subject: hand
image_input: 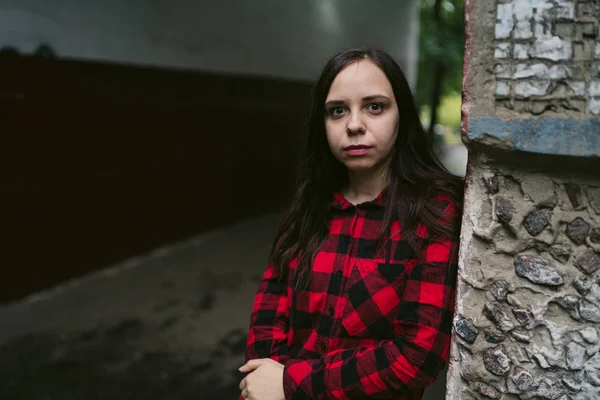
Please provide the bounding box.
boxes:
[239,358,285,400]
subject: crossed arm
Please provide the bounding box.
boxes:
[243,203,459,399]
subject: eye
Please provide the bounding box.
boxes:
[328,107,346,117]
[367,103,385,113]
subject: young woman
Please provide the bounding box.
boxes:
[238,47,463,400]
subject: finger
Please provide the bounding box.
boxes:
[239,377,246,391]
[241,389,249,399]
[239,358,267,372]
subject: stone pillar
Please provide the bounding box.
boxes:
[447,1,600,399]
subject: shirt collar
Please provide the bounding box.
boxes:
[330,187,388,210]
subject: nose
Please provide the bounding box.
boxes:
[346,111,366,135]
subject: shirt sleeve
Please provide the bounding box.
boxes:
[282,200,460,400]
[245,262,291,365]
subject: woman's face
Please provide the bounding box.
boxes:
[324,59,399,174]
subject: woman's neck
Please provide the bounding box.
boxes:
[343,167,389,205]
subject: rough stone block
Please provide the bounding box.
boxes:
[566,217,591,244]
[555,294,580,310]
[584,368,600,387]
[592,61,600,78]
[513,99,555,114]
[580,327,599,344]
[496,3,514,39]
[494,63,512,78]
[579,299,600,322]
[530,101,554,115]
[511,367,534,391]
[485,328,506,343]
[483,303,516,332]
[561,377,581,392]
[549,243,572,263]
[472,382,501,399]
[496,99,514,110]
[483,345,511,376]
[561,98,586,112]
[514,43,530,59]
[577,1,597,20]
[544,83,569,99]
[509,345,531,364]
[511,327,532,343]
[566,341,586,370]
[590,97,600,115]
[574,248,600,275]
[454,318,479,344]
[496,81,511,98]
[512,308,535,328]
[551,1,576,20]
[576,22,597,41]
[590,228,600,244]
[514,20,534,39]
[534,100,554,113]
[574,276,593,296]
[514,63,572,79]
[554,22,576,39]
[535,378,566,399]
[495,196,514,222]
[523,209,551,236]
[589,80,600,97]
[496,22,513,39]
[533,0,575,21]
[565,183,585,209]
[514,254,564,286]
[587,186,600,215]
[574,41,595,60]
[513,0,533,21]
[569,63,586,79]
[489,280,509,301]
[516,80,552,97]
[566,80,586,97]
[483,173,500,194]
[531,37,573,61]
[535,22,549,38]
[495,42,511,59]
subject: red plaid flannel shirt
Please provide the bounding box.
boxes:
[244,190,460,399]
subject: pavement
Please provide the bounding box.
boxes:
[0,212,280,400]
[0,143,469,399]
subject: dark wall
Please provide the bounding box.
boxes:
[1,54,313,303]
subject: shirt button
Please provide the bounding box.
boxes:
[328,308,334,315]
[320,343,327,351]
[336,270,342,278]
[343,236,350,244]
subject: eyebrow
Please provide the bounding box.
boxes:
[324,94,391,107]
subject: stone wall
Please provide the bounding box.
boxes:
[493,0,600,115]
[451,160,600,399]
[447,1,600,399]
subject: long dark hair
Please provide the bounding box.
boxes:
[271,47,464,287]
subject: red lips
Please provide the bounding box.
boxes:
[343,144,372,150]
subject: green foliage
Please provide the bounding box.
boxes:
[415,0,465,109]
[420,92,462,131]
[438,92,462,129]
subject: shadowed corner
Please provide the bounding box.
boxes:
[0,327,247,400]
[0,307,250,399]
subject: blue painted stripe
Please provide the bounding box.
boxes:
[467,116,600,157]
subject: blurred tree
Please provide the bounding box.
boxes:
[415,0,464,137]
